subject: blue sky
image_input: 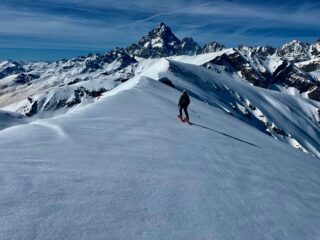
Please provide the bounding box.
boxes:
[0,0,319,61]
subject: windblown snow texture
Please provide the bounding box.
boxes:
[1,76,320,240]
[1,23,320,239]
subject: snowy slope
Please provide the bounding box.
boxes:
[0,49,136,116]
[133,58,320,158]
[1,76,320,240]
[3,55,319,158]
[0,23,319,161]
[0,110,26,130]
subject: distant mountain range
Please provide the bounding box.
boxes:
[0,23,319,158]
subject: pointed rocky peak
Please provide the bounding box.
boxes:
[181,37,197,46]
[252,46,276,57]
[310,39,320,58]
[126,23,182,58]
[141,22,180,49]
[236,45,275,58]
[148,22,179,41]
[154,22,171,33]
[202,41,225,53]
[276,40,310,62]
[282,40,310,50]
[180,37,202,55]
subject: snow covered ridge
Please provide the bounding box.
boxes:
[0,23,320,158]
[143,58,320,158]
[1,76,320,240]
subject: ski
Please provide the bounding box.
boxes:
[178,115,184,123]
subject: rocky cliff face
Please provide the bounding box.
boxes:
[126,23,182,58]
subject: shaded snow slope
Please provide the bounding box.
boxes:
[0,110,26,130]
[3,56,320,158]
[135,59,320,158]
[1,77,320,240]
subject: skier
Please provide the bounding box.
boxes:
[178,90,190,124]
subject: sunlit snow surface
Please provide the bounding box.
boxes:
[1,76,320,240]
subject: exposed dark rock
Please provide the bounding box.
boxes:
[202,42,225,53]
[67,78,82,85]
[159,77,175,88]
[25,101,38,117]
[248,104,256,111]
[252,46,275,57]
[67,91,82,107]
[276,40,310,62]
[180,37,202,55]
[310,41,320,58]
[83,59,102,72]
[62,62,76,70]
[308,87,320,101]
[298,59,320,72]
[272,61,320,100]
[206,51,269,88]
[127,23,204,58]
[77,87,107,98]
[103,48,136,68]
[272,126,286,135]
[127,23,181,58]
[85,88,107,98]
[14,73,39,84]
[0,61,25,78]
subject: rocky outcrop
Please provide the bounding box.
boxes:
[276,40,310,62]
[202,42,225,53]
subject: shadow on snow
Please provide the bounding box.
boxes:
[191,123,259,148]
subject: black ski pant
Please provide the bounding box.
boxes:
[179,106,189,119]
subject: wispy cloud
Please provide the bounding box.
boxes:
[181,0,320,26]
[0,0,319,60]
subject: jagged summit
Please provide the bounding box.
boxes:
[276,40,311,62]
[126,23,181,58]
[310,40,320,58]
[180,37,202,55]
[148,22,180,43]
[203,41,225,53]
[126,23,227,58]
[156,22,172,33]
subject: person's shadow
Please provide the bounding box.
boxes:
[190,123,259,148]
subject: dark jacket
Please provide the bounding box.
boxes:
[179,93,190,108]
